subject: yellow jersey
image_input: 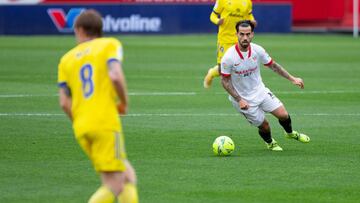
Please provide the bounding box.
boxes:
[58,37,123,137]
[211,0,255,44]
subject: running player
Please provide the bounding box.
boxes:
[221,20,310,151]
[58,9,138,202]
[204,0,256,88]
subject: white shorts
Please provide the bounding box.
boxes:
[230,89,283,127]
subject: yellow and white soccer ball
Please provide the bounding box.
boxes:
[212,136,235,156]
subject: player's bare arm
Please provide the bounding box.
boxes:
[217,18,224,25]
[221,76,249,110]
[210,11,224,26]
[59,87,73,121]
[268,62,304,89]
[108,60,128,114]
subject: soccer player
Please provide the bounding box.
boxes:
[221,21,310,151]
[204,0,256,88]
[58,10,138,202]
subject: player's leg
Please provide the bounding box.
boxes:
[258,119,283,151]
[257,119,272,144]
[118,160,139,203]
[83,131,128,203]
[88,184,117,203]
[204,64,220,88]
[270,104,291,133]
[204,43,231,88]
[229,96,282,151]
[203,42,221,88]
[269,101,310,143]
[88,171,125,203]
[77,135,117,202]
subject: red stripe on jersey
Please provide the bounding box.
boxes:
[264,59,273,67]
[248,45,251,58]
[235,43,251,59]
[221,73,231,77]
[235,44,244,60]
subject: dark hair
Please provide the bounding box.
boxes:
[235,20,255,33]
[74,9,103,37]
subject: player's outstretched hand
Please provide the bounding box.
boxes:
[117,103,128,115]
[292,77,304,89]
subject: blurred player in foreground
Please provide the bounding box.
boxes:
[58,9,138,203]
[204,0,257,88]
[221,21,310,151]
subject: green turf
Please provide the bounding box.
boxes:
[0,34,359,203]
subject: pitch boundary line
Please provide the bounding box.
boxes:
[0,90,359,98]
[1,113,359,117]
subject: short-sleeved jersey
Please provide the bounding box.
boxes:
[213,0,255,44]
[221,43,273,103]
[58,37,123,137]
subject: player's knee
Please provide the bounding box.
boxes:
[101,172,125,195]
[278,112,289,121]
[259,120,270,132]
[124,160,137,184]
[273,106,289,120]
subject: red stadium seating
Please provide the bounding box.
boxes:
[253,0,360,31]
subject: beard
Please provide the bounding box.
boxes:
[240,40,249,49]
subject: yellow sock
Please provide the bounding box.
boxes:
[88,186,115,203]
[118,183,139,203]
[209,65,220,77]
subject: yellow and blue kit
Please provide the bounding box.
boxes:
[58,37,126,172]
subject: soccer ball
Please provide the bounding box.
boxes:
[212,136,235,156]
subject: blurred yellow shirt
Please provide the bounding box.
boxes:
[58,38,123,137]
[211,0,255,44]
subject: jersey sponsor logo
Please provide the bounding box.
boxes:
[103,14,161,32]
[234,66,257,75]
[48,8,85,33]
[229,13,244,18]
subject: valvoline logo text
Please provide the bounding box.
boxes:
[48,8,85,32]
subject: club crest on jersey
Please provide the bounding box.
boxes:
[220,46,224,53]
[48,8,85,33]
[252,56,257,61]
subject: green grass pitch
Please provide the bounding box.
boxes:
[0,34,359,202]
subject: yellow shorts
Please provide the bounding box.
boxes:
[77,130,127,172]
[217,43,235,64]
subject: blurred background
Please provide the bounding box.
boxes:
[0,0,359,36]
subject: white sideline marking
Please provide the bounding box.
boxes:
[215,90,360,95]
[0,90,359,98]
[276,90,360,94]
[0,113,359,117]
[0,92,197,98]
[0,94,56,98]
[129,92,196,96]
[0,113,64,117]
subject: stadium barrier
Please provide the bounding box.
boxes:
[0,4,291,35]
